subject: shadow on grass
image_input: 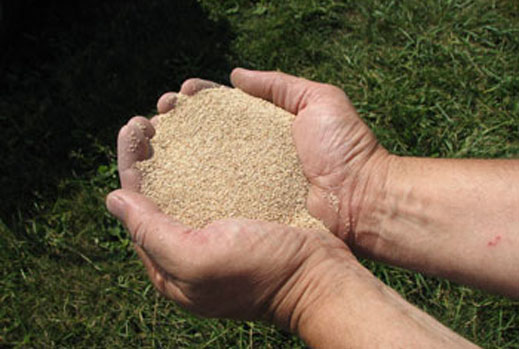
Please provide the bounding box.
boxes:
[0,0,232,225]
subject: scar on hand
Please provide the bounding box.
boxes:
[487,235,502,247]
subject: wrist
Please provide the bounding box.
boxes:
[338,148,398,250]
[288,252,409,348]
[267,232,358,331]
[268,236,404,347]
[292,257,477,349]
[293,259,378,348]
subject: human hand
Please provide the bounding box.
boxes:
[106,74,479,348]
[230,69,391,243]
[106,80,358,328]
[229,69,519,300]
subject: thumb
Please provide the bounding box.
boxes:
[230,68,318,114]
[106,189,192,263]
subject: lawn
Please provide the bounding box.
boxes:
[1,0,518,347]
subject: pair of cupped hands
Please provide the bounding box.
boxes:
[106,68,391,331]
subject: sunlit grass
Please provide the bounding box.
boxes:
[1,0,518,347]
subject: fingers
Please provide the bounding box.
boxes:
[180,78,221,96]
[230,68,320,114]
[135,245,192,306]
[118,116,155,191]
[156,92,178,114]
[106,189,192,267]
[155,78,221,120]
[109,191,193,306]
[230,68,352,116]
[135,244,168,295]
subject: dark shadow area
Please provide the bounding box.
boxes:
[0,0,232,225]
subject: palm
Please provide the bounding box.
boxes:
[297,103,367,177]
[151,218,330,321]
[290,87,383,237]
[108,189,348,325]
[229,69,387,238]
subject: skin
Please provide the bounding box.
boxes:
[229,69,519,298]
[106,68,518,348]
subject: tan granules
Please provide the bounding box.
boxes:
[136,87,325,230]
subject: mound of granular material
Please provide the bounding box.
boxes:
[136,87,325,230]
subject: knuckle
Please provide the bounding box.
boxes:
[131,217,148,247]
[130,212,158,248]
[321,83,345,97]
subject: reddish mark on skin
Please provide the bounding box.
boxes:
[487,235,502,247]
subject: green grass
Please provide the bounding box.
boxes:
[1,0,518,347]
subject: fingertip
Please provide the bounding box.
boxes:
[117,124,130,143]
[128,116,155,139]
[156,92,178,114]
[230,67,251,87]
[106,190,127,221]
[180,79,201,96]
[180,78,220,96]
[118,117,153,166]
[117,118,154,192]
[115,190,193,255]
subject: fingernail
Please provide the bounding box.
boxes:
[107,192,127,221]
